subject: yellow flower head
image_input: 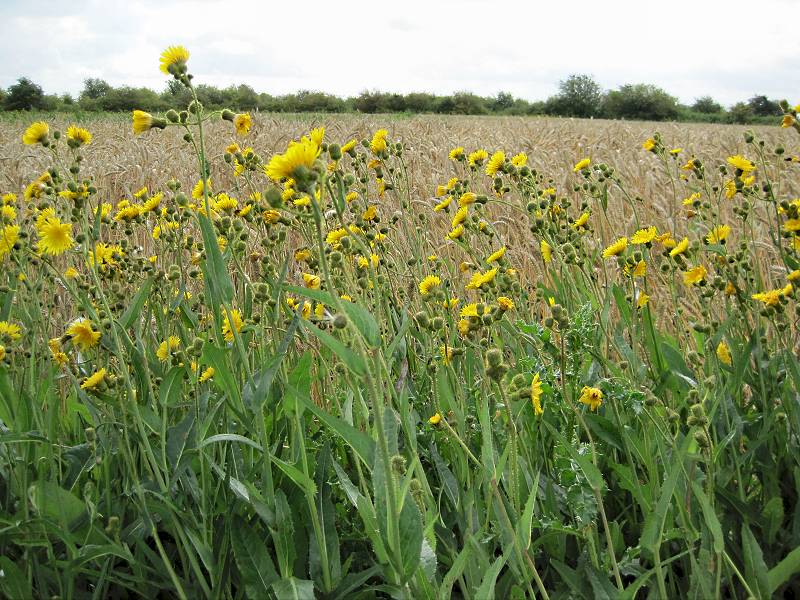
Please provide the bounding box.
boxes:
[447,225,464,240]
[66,125,92,146]
[234,113,252,136]
[540,239,552,263]
[303,272,321,289]
[486,151,505,176]
[265,138,319,181]
[716,341,732,366]
[81,368,107,390]
[579,386,603,411]
[449,147,464,160]
[156,336,181,361]
[497,296,515,311]
[572,212,590,230]
[36,215,74,256]
[458,192,477,208]
[0,321,22,341]
[468,149,488,166]
[370,129,389,154]
[66,318,101,351]
[683,265,707,286]
[132,110,166,134]
[0,221,18,257]
[434,196,452,212]
[486,246,506,263]
[669,237,689,257]
[22,121,49,145]
[727,155,756,173]
[429,412,442,425]
[631,226,657,245]
[419,275,441,296]
[602,237,628,259]
[199,367,215,382]
[706,224,731,245]
[531,373,543,416]
[465,267,498,290]
[511,152,528,167]
[159,45,190,75]
[222,308,244,342]
[573,158,590,172]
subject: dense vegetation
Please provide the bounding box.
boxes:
[0,73,781,124]
[1,47,800,598]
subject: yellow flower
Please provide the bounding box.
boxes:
[466,267,498,290]
[579,386,603,411]
[683,265,707,286]
[669,237,689,258]
[625,260,646,278]
[752,284,792,306]
[326,227,349,247]
[716,341,732,366]
[199,367,215,382]
[341,139,357,153]
[485,151,505,176]
[370,129,389,154]
[303,272,321,289]
[636,292,650,309]
[429,412,442,425]
[486,246,506,263]
[669,148,682,155]
[36,215,74,256]
[64,267,78,279]
[265,138,319,180]
[0,224,20,260]
[0,321,21,341]
[682,159,696,170]
[434,196,452,212]
[66,125,92,146]
[132,110,165,134]
[159,45,190,75]
[511,152,528,167]
[783,219,800,233]
[540,240,552,263]
[447,225,464,240]
[222,309,244,342]
[419,275,441,296]
[233,113,252,136]
[531,373,543,416]
[573,158,590,172]
[631,226,657,245]
[782,115,796,128]
[345,191,358,203]
[572,212,590,229]
[22,121,49,145]
[213,193,238,212]
[192,178,212,200]
[497,296,514,311]
[440,345,454,365]
[458,192,477,208]
[362,205,378,221]
[81,368,107,390]
[602,237,628,258]
[468,149,488,166]
[727,155,756,173]
[156,336,181,361]
[642,138,656,151]
[449,147,464,160]
[788,270,800,282]
[452,206,468,228]
[66,319,101,351]
[706,225,730,245]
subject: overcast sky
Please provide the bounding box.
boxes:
[2,0,797,106]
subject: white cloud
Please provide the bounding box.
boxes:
[1,0,797,105]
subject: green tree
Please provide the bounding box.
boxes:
[4,77,44,110]
[80,78,111,101]
[728,102,754,124]
[546,74,603,117]
[747,95,779,117]
[691,96,722,114]
[602,84,679,121]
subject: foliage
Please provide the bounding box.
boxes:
[602,83,680,121]
[1,49,800,599]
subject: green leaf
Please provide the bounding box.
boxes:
[271,577,315,599]
[0,557,31,599]
[197,212,234,305]
[29,480,86,532]
[198,433,263,452]
[300,319,366,376]
[231,518,279,597]
[201,343,240,402]
[742,522,771,599]
[272,456,317,495]
[474,554,506,600]
[690,482,723,554]
[399,492,424,583]
[120,276,154,329]
[295,389,374,465]
[640,434,690,551]
[546,424,604,490]
[768,545,800,594]
[159,366,184,407]
[166,411,195,471]
[242,315,300,413]
[439,538,473,600]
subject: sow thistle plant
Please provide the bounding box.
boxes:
[0,45,799,599]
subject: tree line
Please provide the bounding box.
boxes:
[0,74,782,124]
